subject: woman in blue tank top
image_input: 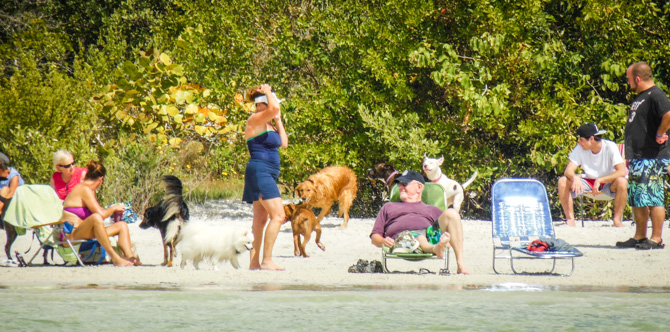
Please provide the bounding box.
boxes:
[242,84,288,271]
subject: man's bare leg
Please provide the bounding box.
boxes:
[416,233,450,259]
[557,176,576,226]
[610,177,627,227]
[632,206,650,240]
[649,206,665,244]
[438,209,470,274]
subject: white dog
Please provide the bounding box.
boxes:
[177,221,253,270]
[422,154,478,212]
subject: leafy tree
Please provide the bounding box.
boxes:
[3,0,670,219]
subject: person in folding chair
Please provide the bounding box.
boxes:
[62,160,140,266]
[370,170,470,274]
[557,123,628,227]
[0,153,24,261]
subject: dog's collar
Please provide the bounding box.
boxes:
[385,170,399,185]
[431,174,442,183]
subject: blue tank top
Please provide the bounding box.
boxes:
[247,130,281,165]
[0,168,24,189]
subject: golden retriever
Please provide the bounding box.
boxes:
[295,166,358,228]
[283,203,324,257]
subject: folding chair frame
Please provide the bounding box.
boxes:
[380,183,451,275]
[382,246,450,275]
[492,240,579,276]
[492,179,583,277]
[27,221,87,266]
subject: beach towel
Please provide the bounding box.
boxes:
[391,230,422,254]
[4,185,63,236]
[540,236,576,252]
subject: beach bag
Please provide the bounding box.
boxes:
[104,201,139,223]
[78,240,108,265]
[391,230,422,254]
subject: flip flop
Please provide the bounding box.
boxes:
[635,239,665,250]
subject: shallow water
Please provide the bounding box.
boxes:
[2,286,670,331]
[3,199,670,331]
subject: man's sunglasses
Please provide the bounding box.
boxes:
[59,162,75,169]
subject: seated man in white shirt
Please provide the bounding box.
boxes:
[558,123,627,227]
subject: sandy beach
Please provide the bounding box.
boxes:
[1,205,670,291]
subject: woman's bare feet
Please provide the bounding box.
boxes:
[249,263,261,270]
[112,257,134,267]
[260,261,285,271]
[434,232,451,259]
[128,257,142,266]
[457,265,471,275]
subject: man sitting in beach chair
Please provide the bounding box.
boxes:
[557,123,627,227]
[369,170,470,274]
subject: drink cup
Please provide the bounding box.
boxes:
[113,210,123,223]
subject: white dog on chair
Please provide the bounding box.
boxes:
[422,154,478,212]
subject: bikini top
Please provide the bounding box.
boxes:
[247,130,281,165]
[63,206,93,220]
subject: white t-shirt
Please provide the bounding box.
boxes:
[568,139,624,179]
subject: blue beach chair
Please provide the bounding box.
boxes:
[491,178,583,276]
[381,183,450,275]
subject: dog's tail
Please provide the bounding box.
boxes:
[160,176,189,222]
[461,170,478,189]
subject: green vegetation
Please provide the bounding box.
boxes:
[1,1,669,219]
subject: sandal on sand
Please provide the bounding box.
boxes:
[635,239,665,250]
[616,238,646,248]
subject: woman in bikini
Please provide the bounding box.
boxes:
[242,84,288,271]
[62,160,140,267]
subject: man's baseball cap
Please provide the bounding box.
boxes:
[394,170,425,185]
[576,122,606,138]
[0,152,9,165]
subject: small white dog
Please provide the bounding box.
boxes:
[422,154,478,212]
[177,221,253,270]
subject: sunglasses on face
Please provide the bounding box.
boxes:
[59,161,75,169]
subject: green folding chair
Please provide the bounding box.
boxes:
[381,182,450,275]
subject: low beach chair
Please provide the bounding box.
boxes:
[491,178,583,276]
[381,182,450,275]
[3,184,98,266]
